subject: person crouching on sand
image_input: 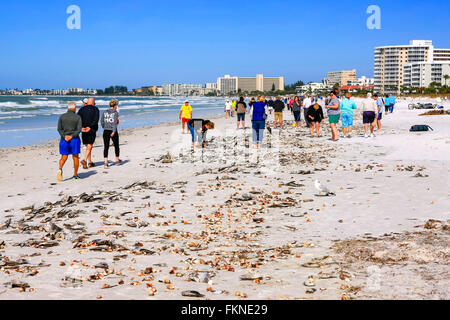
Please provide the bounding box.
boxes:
[307,102,324,137]
[179,100,192,134]
[57,102,82,181]
[187,119,215,150]
[101,99,121,168]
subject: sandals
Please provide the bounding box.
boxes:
[81,160,88,169]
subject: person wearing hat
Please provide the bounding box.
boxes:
[224,99,232,119]
[179,100,192,134]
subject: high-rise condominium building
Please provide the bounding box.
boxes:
[216,74,284,94]
[162,83,202,96]
[374,40,450,94]
[403,61,450,88]
[327,70,356,87]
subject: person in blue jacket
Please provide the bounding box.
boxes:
[388,95,396,113]
[251,96,267,149]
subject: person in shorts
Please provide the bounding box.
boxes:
[273,96,285,129]
[361,92,378,138]
[78,97,99,169]
[236,97,247,129]
[339,92,357,138]
[375,93,383,132]
[57,102,82,181]
[325,91,341,141]
[179,100,192,134]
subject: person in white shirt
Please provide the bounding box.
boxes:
[302,96,312,127]
[224,100,232,119]
[361,93,378,138]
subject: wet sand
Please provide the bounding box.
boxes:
[0,97,449,300]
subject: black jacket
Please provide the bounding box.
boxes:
[307,105,324,122]
[273,100,285,112]
[78,105,100,131]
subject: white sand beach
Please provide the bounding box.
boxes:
[0,97,449,300]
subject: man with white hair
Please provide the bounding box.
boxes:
[361,92,378,138]
[82,98,88,107]
[57,102,82,181]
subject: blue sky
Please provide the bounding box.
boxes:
[1,0,449,89]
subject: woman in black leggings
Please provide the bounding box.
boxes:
[101,99,121,168]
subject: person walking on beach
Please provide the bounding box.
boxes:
[101,99,121,168]
[186,118,215,150]
[384,94,390,113]
[179,100,192,134]
[361,92,378,138]
[231,99,236,117]
[57,102,82,181]
[267,97,274,115]
[78,97,99,169]
[224,100,232,119]
[273,96,285,129]
[291,96,302,127]
[325,90,341,141]
[375,93,383,132]
[307,102,324,137]
[340,92,357,138]
[303,96,312,128]
[236,97,247,129]
[251,96,267,149]
[388,94,396,113]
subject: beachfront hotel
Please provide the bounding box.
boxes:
[374,40,450,94]
[216,74,285,94]
[326,70,357,87]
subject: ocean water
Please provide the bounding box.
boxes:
[0,96,225,148]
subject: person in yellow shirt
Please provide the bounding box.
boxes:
[231,99,236,117]
[179,100,192,134]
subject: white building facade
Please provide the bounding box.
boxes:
[403,61,450,88]
[374,40,450,94]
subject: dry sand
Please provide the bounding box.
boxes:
[0,97,449,300]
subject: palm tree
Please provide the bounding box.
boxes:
[443,74,450,86]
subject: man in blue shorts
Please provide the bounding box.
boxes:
[57,102,82,181]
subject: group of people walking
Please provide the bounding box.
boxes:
[217,91,395,144]
[57,91,395,180]
[57,98,121,181]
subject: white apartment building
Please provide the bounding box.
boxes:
[216,74,284,94]
[67,88,84,94]
[205,83,217,90]
[51,89,69,95]
[403,61,450,88]
[162,83,202,96]
[297,82,327,95]
[347,76,375,86]
[374,40,450,94]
